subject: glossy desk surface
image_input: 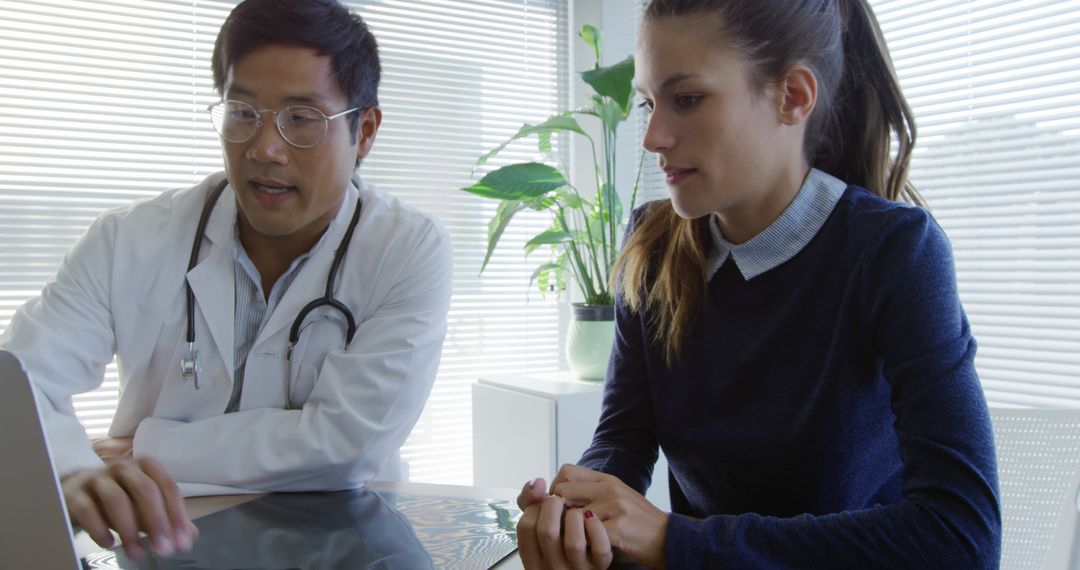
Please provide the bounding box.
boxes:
[77,481,525,569]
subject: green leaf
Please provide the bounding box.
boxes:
[572,106,600,119]
[556,187,586,209]
[462,163,567,201]
[480,200,528,273]
[530,261,561,293]
[599,182,623,225]
[584,209,606,247]
[587,292,615,306]
[555,251,568,291]
[527,194,558,211]
[537,130,553,154]
[475,115,586,169]
[581,56,635,118]
[524,230,574,256]
[579,25,601,66]
[537,263,551,294]
[591,95,624,137]
[611,191,624,229]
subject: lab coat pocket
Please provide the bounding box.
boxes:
[152,335,231,421]
[289,364,319,408]
[285,314,341,407]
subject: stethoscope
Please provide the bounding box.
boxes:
[179,179,361,398]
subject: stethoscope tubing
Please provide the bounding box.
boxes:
[186,180,229,349]
[288,196,361,350]
[183,179,360,396]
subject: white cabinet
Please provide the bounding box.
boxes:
[472,371,670,511]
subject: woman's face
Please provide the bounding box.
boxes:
[637,15,799,231]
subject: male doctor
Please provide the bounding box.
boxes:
[0,0,452,561]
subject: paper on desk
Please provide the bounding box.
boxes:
[178,482,261,498]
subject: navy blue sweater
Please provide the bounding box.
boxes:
[579,187,1001,568]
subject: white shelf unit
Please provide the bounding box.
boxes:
[472,371,670,511]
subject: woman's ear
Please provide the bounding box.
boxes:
[776,64,818,126]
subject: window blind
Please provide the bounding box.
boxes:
[358,0,568,484]
[869,0,1080,408]
[632,1,672,205]
[0,0,568,485]
[0,0,233,437]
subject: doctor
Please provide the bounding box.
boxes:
[0,0,452,561]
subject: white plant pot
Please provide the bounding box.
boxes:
[566,303,615,381]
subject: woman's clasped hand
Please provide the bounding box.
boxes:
[516,464,669,569]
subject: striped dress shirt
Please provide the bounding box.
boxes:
[225,225,334,413]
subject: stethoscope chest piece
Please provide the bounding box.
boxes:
[180,342,201,389]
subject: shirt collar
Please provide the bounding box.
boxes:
[233,224,331,299]
[230,175,363,293]
[705,168,847,281]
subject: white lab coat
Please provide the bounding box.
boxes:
[0,171,452,495]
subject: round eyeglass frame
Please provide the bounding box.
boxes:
[207,99,362,149]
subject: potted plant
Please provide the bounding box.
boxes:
[461,25,641,380]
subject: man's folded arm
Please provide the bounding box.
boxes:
[133,224,453,491]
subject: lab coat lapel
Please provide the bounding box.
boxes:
[184,185,237,378]
[254,182,361,348]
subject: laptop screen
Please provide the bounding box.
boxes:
[0,350,82,570]
[81,488,519,569]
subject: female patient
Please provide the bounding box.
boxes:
[516,0,1001,568]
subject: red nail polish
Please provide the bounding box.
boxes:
[584,510,594,519]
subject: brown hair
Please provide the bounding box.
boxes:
[617,0,923,367]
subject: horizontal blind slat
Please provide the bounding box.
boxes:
[872,0,1080,409]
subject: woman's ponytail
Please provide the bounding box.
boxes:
[820,0,923,205]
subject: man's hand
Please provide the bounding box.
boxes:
[60,457,198,560]
[92,436,133,465]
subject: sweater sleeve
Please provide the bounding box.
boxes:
[577,205,660,495]
[663,208,1001,569]
[577,288,660,495]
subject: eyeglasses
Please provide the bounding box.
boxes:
[207,99,361,149]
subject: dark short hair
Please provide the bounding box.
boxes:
[212,0,381,138]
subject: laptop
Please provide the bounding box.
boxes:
[0,349,83,570]
[0,349,521,569]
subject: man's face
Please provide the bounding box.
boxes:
[220,44,378,246]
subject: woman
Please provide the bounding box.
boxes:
[516,0,1001,568]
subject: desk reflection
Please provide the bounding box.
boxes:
[85,489,437,569]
